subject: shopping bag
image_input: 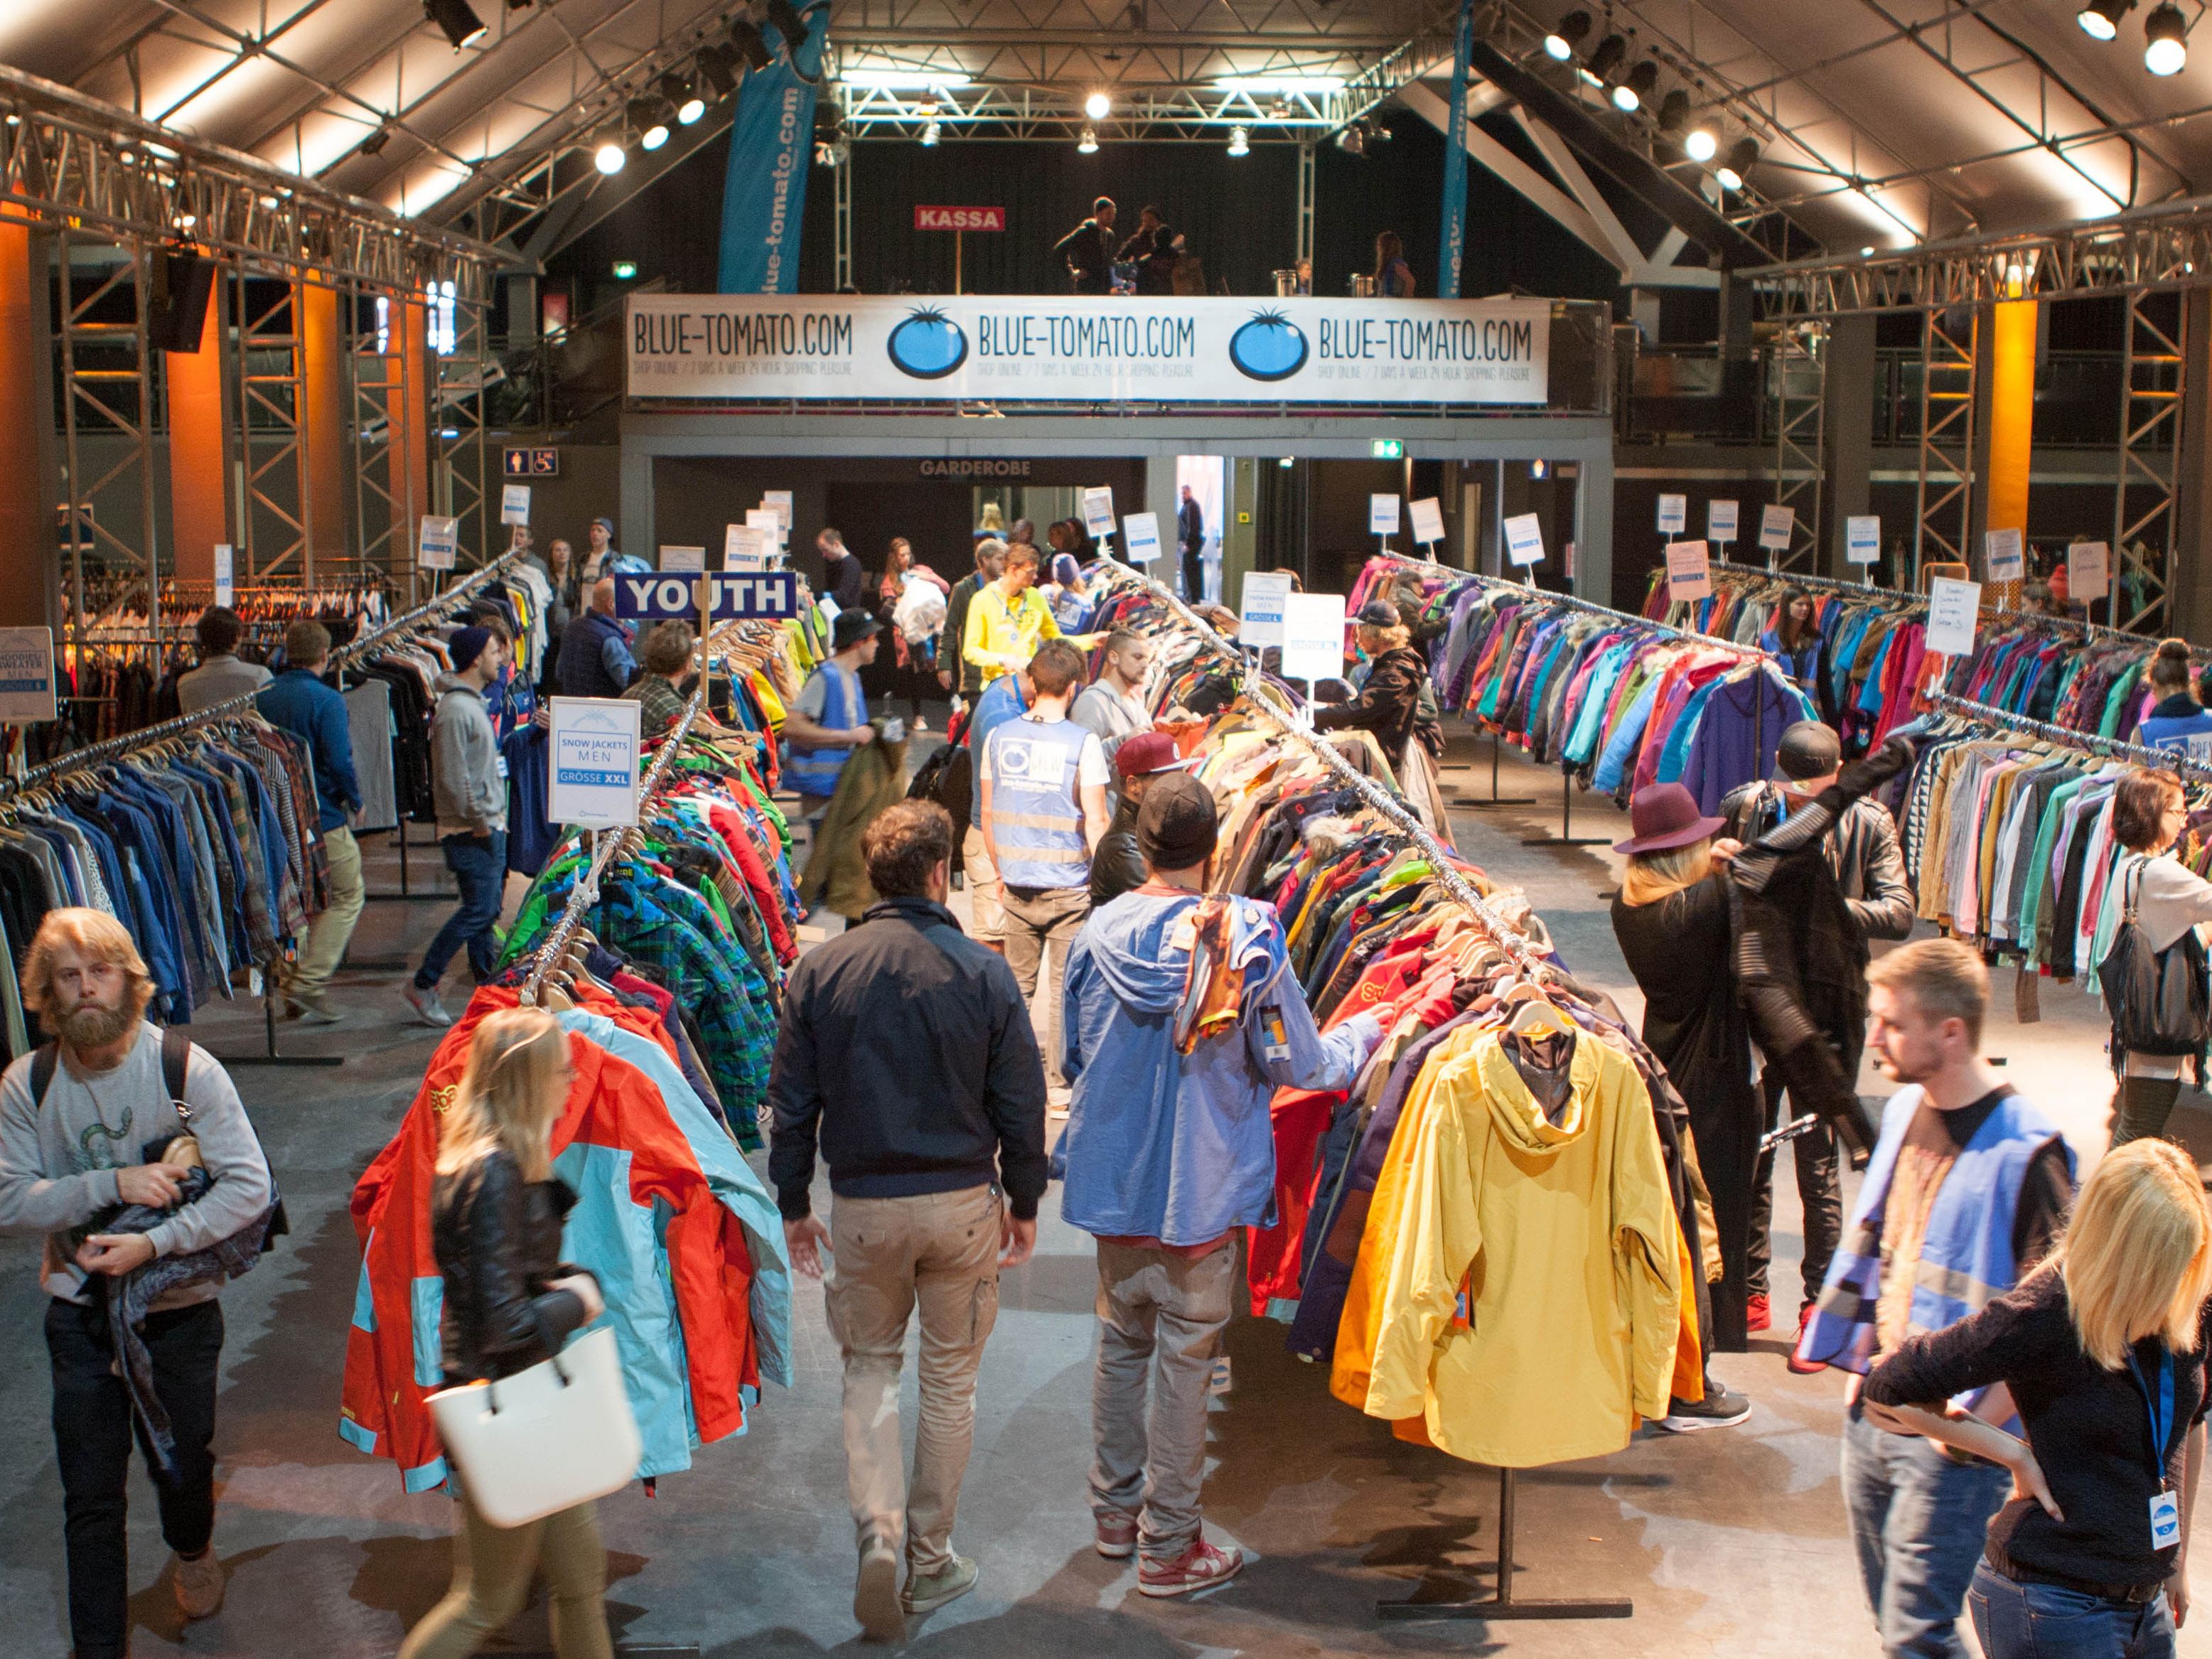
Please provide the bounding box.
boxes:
[426,1326,641,1528]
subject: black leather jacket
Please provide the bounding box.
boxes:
[430,1148,591,1384]
[1090,794,1147,908]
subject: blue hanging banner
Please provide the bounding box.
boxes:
[716,3,830,294]
[1435,0,1476,300]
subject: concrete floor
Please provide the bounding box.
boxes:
[2,729,2208,1658]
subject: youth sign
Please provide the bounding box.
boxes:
[614,571,800,623]
[626,293,1552,406]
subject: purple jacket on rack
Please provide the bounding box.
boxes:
[1681,665,1815,815]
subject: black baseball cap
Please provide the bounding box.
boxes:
[1773,719,1842,783]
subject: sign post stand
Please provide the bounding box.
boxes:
[1370,493,1401,558]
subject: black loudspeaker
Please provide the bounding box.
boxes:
[151,249,215,353]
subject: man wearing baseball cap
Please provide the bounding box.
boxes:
[785,610,883,843]
[1088,731,1189,909]
[404,624,510,1027]
[1719,719,1913,1348]
[1060,773,1383,1596]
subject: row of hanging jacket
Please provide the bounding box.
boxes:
[1355,559,1813,813]
[344,681,798,1493]
[1097,562,1719,1470]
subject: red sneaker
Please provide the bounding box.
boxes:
[1095,1512,1138,1559]
[1787,1303,1825,1375]
[1139,1536,1245,1598]
[1746,1292,1771,1333]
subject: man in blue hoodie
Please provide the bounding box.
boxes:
[1058,772,1383,1598]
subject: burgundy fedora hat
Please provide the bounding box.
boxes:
[1613,781,1727,856]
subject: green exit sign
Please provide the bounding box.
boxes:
[1371,439,1404,459]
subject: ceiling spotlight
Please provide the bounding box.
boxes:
[175,212,197,230]
[1860,245,1876,256]
[1611,61,1655,111]
[1542,9,1591,60]
[1716,162,1743,190]
[612,259,638,279]
[1078,124,1099,153]
[1685,124,1717,161]
[2078,0,2135,36]
[1335,122,1366,154]
[1656,87,1690,131]
[1725,136,1760,178]
[1085,90,1112,119]
[593,128,628,173]
[765,0,811,51]
[630,97,672,149]
[2146,1,2188,73]
[423,0,488,50]
[727,18,773,70]
[696,43,741,97]
[1530,458,1547,479]
[1227,124,1249,156]
[257,193,279,208]
[663,73,706,124]
[1586,33,1626,80]
[359,124,392,156]
[920,120,940,146]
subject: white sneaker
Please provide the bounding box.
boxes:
[173,1549,224,1618]
[402,982,453,1029]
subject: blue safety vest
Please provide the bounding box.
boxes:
[787,660,866,797]
[984,715,1092,888]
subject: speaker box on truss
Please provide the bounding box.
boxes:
[151,249,215,353]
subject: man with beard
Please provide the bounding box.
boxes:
[0,910,274,1659]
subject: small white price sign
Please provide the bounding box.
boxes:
[1081,487,1117,538]
[2068,540,2109,603]
[1665,539,1712,602]
[213,542,234,608]
[1122,512,1161,564]
[418,515,459,571]
[1503,512,1545,569]
[1369,493,1401,537]
[1240,571,1294,648]
[1846,515,1881,564]
[1985,526,2025,584]
[1409,496,1446,547]
[1657,493,1687,535]
[1708,499,1739,543]
[1759,503,1795,552]
[658,545,706,574]
[1279,592,1347,683]
[500,483,531,526]
[1925,576,1982,658]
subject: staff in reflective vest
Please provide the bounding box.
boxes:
[785,611,882,832]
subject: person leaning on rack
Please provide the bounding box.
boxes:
[2101,768,2212,1149]
[404,627,511,1031]
[1861,1137,2207,1659]
[176,606,272,715]
[621,621,695,739]
[1310,598,1443,771]
[1793,938,2075,1659]
[257,619,364,1025]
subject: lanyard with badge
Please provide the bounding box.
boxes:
[2127,1347,2183,1550]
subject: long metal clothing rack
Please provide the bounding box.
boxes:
[1926,690,2212,780]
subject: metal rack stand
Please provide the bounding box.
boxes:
[1376,1464,1635,1623]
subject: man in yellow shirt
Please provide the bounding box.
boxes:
[964,543,1100,684]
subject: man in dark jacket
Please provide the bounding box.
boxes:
[555,578,636,699]
[768,800,1047,1642]
[1719,720,1913,1340]
[940,539,1007,703]
[1052,196,1118,294]
[1312,599,1444,768]
[1089,731,1188,908]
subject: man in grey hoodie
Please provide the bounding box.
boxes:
[404,625,509,1028]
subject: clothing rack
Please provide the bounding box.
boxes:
[1378,554,1771,849]
[1925,689,2212,780]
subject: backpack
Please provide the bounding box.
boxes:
[33,1029,288,1252]
[2098,859,2212,1081]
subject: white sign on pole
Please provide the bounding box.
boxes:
[1846,515,1881,565]
[547,697,643,830]
[418,515,459,571]
[1708,499,1740,544]
[745,509,783,551]
[761,490,793,528]
[1657,493,1687,535]
[1409,497,1446,547]
[2068,540,2110,603]
[1985,526,2026,584]
[724,524,773,569]
[1081,487,1117,539]
[1925,577,1983,658]
[1240,571,1294,648]
[659,545,706,574]
[1759,503,1795,552]
[1122,512,1162,564]
[1279,592,1347,684]
[213,543,234,608]
[1665,539,1713,602]
[0,627,57,723]
[500,483,531,526]
[1368,494,1402,537]
[628,294,1552,406]
[1503,512,1546,569]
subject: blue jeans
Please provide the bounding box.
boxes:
[1842,1399,2014,1659]
[415,830,508,990]
[1967,1561,2176,1659]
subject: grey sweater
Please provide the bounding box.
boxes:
[431,673,507,838]
[0,1023,274,1306]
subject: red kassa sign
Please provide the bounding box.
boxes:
[914,205,1004,232]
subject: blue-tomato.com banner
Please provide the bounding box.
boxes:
[626,294,1552,405]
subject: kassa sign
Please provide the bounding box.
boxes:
[915,205,1004,232]
[626,293,1552,406]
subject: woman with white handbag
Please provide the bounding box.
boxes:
[400,1007,620,1659]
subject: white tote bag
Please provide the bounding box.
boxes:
[426,1326,642,1529]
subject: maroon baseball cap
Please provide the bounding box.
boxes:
[1115,730,1189,780]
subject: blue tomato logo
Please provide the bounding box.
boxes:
[886,307,969,379]
[1228,309,1309,382]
